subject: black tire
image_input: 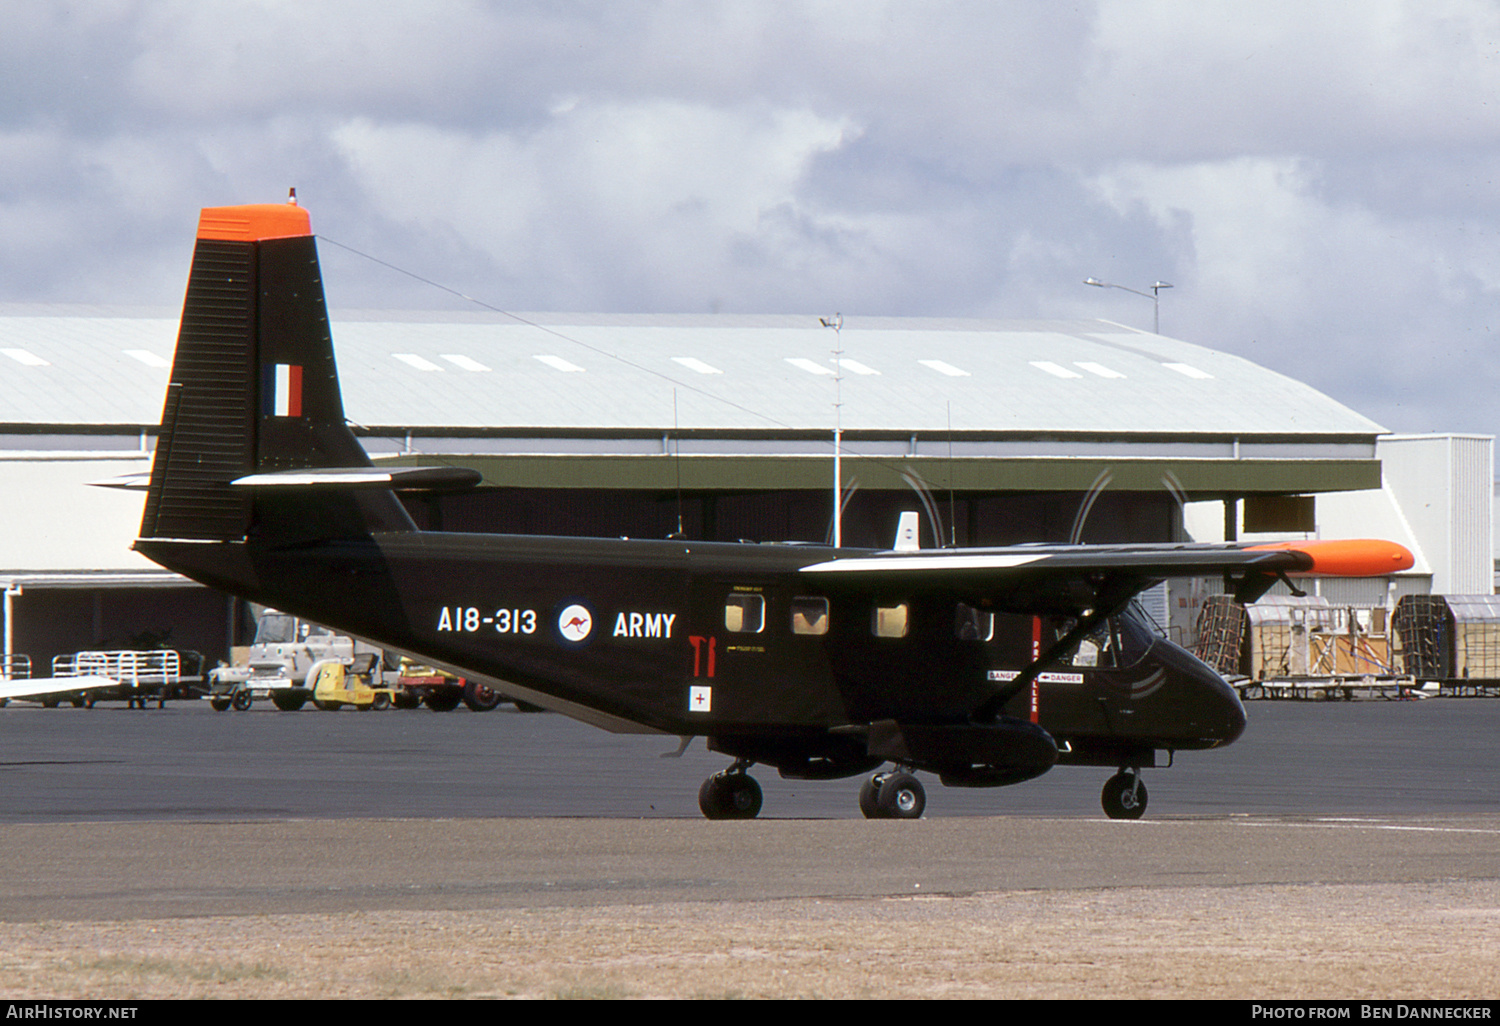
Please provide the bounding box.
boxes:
[271,692,306,711]
[859,774,886,819]
[462,680,502,712]
[876,772,925,819]
[1101,771,1148,820]
[210,697,231,712]
[392,690,420,710]
[698,772,763,820]
[231,689,253,711]
[423,689,462,712]
[313,700,341,711]
[370,692,391,711]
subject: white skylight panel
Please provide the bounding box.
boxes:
[672,357,723,375]
[836,359,881,376]
[0,348,49,367]
[534,354,586,373]
[1030,361,1082,379]
[393,353,445,372]
[786,357,835,376]
[440,354,491,372]
[918,359,970,377]
[1164,362,1214,379]
[123,349,171,368]
[1075,361,1125,379]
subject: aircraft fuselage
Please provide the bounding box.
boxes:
[139,530,1246,779]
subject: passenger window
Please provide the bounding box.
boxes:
[873,603,909,638]
[791,597,829,635]
[725,594,765,633]
[955,603,994,641]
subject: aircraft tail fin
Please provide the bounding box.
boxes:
[138,201,414,544]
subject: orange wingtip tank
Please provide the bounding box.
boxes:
[196,201,311,242]
[1246,539,1415,576]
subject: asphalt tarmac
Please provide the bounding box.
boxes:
[0,693,1497,822]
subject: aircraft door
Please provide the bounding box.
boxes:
[683,581,844,727]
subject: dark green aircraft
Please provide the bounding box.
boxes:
[134,202,1415,820]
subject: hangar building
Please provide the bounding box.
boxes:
[0,304,1475,672]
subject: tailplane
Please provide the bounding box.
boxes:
[138,200,422,545]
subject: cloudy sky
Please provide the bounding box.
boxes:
[5,1,1500,438]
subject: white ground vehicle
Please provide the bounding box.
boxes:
[208,612,385,711]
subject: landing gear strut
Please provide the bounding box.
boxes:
[1101,769,1148,820]
[698,762,763,819]
[859,770,926,819]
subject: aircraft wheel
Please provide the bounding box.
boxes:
[462,681,502,712]
[231,689,254,712]
[1101,771,1148,820]
[698,772,763,820]
[859,773,887,818]
[210,697,231,712]
[876,772,925,820]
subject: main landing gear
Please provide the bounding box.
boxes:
[1101,769,1148,820]
[698,761,763,819]
[697,763,930,820]
[858,770,926,820]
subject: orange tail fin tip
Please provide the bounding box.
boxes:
[196,203,311,242]
[1247,539,1415,576]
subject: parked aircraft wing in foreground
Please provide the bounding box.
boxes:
[133,201,1414,819]
[0,676,117,703]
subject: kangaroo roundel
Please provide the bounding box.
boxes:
[557,604,593,644]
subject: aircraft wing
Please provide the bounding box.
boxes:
[798,538,1414,611]
[0,676,116,701]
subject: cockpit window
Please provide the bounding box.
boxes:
[1057,608,1155,669]
[955,603,994,641]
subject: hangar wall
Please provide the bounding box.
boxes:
[0,307,1452,677]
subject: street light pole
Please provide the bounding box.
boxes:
[820,313,844,547]
[1084,278,1173,334]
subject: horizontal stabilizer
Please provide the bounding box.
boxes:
[231,466,481,491]
[89,472,152,492]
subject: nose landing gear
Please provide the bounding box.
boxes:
[1101,769,1148,819]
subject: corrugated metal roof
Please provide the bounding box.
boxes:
[0,307,1385,440]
